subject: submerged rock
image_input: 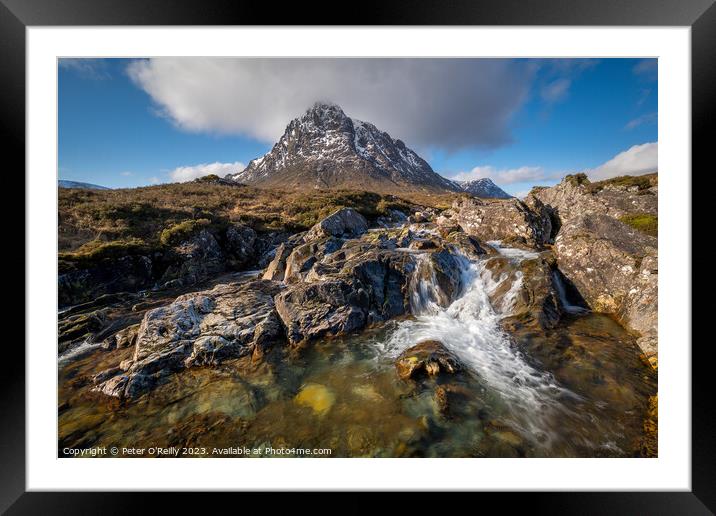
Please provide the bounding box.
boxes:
[294,383,336,416]
[94,279,283,398]
[395,340,464,381]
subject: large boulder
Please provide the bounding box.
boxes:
[274,279,370,344]
[305,207,369,241]
[553,214,658,361]
[437,197,552,249]
[94,279,284,398]
[273,232,467,344]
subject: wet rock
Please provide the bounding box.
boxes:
[395,340,464,381]
[294,383,336,416]
[484,254,563,331]
[554,214,658,360]
[94,280,284,398]
[438,196,552,249]
[305,207,369,241]
[58,309,108,352]
[412,250,464,309]
[101,323,140,350]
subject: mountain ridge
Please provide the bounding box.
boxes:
[228,103,461,194]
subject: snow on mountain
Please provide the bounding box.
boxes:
[453,178,512,199]
[227,103,459,193]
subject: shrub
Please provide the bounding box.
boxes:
[159,218,211,246]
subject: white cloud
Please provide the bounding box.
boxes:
[453,165,558,185]
[169,161,245,182]
[120,171,133,177]
[541,78,571,103]
[587,142,658,180]
[624,112,657,130]
[149,176,161,185]
[126,58,533,151]
[59,59,111,80]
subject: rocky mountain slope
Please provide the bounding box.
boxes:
[228,103,461,194]
[454,178,512,199]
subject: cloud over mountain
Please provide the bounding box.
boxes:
[127,58,532,151]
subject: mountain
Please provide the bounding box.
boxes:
[454,178,512,199]
[227,103,460,194]
[59,180,109,190]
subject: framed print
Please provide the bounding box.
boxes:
[3,0,714,512]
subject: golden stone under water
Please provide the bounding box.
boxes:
[294,383,336,416]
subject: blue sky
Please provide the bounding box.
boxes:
[58,58,657,196]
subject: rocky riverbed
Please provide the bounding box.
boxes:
[58,175,658,458]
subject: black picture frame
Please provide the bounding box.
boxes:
[3,0,713,512]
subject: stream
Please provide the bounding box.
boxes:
[58,244,657,458]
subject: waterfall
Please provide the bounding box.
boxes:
[552,270,589,314]
[381,247,581,445]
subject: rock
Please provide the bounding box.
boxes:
[224,224,257,267]
[58,255,153,308]
[262,242,295,281]
[411,250,464,309]
[482,253,564,331]
[58,309,108,352]
[530,173,657,225]
[94,280,284,398]
[395,340,463,380]
[101,323,140,350]
[305,208,368,241]
[438,197,552,249]
[274,279,369,344]
[158,229,226,288]
[553,214,657,360]
[294,383,336,416]
[283,237,344,283]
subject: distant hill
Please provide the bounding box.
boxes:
[59,180,109,190]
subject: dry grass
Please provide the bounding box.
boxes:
[58,182,442,255]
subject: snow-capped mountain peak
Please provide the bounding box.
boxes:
[227,102,458,193]
[453,177,512,199]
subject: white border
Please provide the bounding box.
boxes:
[27,27,691,491]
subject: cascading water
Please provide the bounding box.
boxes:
[552,270,590,314]
[382,247,583,447]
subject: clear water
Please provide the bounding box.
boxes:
[58,249,657,458]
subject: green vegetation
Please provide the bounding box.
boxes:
[565,173,590,186]
[586,173,657,194]
[58,237,153,272]
[159,218,211,246]
[619,213,658,237]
